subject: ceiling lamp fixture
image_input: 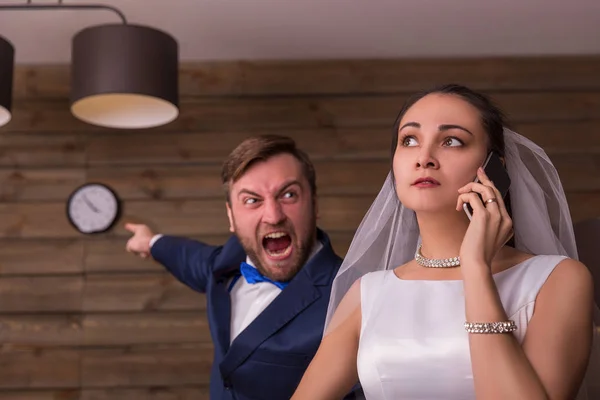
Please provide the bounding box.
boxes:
[71,23,179,129]
[0,35,14,127]
[0,1,179,130]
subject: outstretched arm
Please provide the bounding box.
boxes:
[125,223,225,293]
[292,279,362,400]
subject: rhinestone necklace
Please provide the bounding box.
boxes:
[414,244,461,268]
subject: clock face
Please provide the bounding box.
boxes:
[67,183,120,234]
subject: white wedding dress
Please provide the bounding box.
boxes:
[356,255,567,400]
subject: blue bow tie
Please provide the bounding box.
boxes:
[240,262,289,290]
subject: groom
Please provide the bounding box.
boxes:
[125,135,362,400]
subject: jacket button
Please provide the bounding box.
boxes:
[223,379,232,389]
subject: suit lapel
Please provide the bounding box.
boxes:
[209,236,247,355]
[211,276,234,354]
[218,269,321,379]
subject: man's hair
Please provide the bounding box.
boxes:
[221,134,317,202]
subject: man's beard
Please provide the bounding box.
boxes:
[233,215,317,282]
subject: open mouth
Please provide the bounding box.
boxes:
[262,231,293,259]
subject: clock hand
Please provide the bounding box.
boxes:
[82,194,100,213]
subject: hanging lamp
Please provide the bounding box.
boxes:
[70,24,179,129]
[0,35,14,128]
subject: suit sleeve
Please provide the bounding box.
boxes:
[150,235,223,293]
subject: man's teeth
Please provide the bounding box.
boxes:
[265,232,287,239]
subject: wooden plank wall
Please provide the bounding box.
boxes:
[1,56,600,398]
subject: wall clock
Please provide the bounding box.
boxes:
[66,183,121,234]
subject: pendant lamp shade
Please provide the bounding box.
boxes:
[0,35,14,128]
[70,24,179,129]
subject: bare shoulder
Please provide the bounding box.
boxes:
[548,257,594,292]
[538,257,594,309]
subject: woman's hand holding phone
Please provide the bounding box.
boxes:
[457,167,514,270]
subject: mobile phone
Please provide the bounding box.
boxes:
[463,151,511,220]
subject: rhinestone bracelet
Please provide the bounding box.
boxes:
[464,320,517,334]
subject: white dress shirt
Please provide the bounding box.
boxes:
[150,234,323,342]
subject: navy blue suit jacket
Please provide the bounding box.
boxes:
[151,228,362,400]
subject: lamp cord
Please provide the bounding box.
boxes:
[0,1,127,24]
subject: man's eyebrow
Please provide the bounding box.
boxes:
[237,189,261,198]
[275,180,301,196]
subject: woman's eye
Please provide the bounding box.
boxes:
[443,137,463,147]
[402,136,418,147]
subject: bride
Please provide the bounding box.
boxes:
[291,84,599,399]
